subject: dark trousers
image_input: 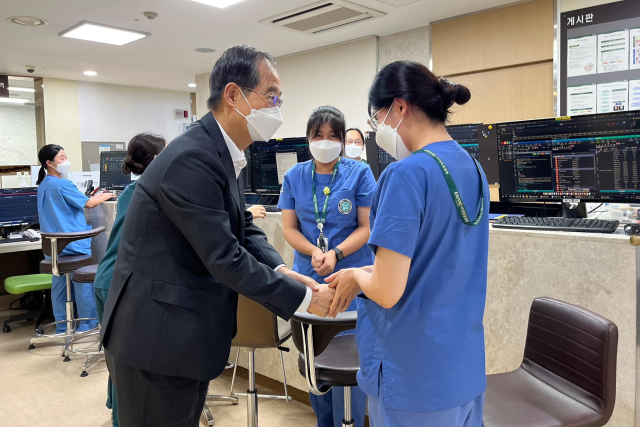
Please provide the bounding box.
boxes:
[105,350,209,427]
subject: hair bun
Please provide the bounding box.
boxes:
[439,78,471,107]
[122,155,145,175]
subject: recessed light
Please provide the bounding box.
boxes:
[190,0,244,9]
[0,98,29,104]
[59,21,150,46]
[8,87,36,93]
[84,71,98,76]
[188,83,197,88]
[8,16,48,26]
[195,48,216,53]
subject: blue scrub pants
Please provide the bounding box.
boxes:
[369,392,484,427]
[51,275,99,334]
[95,288,119,427]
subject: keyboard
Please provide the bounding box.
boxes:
[0,236,39,245]
[492,217,619,233]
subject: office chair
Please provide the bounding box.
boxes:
[29,227,105,362]
[483,297,618,427]
[291,311,359,427]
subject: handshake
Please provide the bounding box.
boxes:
[279,267,360,318]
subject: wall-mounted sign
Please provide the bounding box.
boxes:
[0,75,8,98]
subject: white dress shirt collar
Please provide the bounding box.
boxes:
[215,118,247,179]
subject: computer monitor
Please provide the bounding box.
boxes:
[496,111,640,202]
[0,187,39,227]
[241,148,252,193]
[251,138,310,194]
[100,151,133,191]
[448,124,480,160]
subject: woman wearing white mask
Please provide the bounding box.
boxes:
[345,128,367,163]
[36,144,114,334]
[278,106,376,427]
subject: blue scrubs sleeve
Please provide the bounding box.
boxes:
[356,166,376,208]
[277,173,295,210]
[60,180,89,210]
[368,165,424,259]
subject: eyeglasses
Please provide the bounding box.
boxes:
[345,139,363,145]
[240,86,284,108]
[367,108,383,132]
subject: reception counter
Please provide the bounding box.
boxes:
[236,214,636,427]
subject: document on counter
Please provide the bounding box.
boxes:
[597,81,629,113]
[567,84,597,115]
[630,80,640,111]
[631,28,640,70]
[275,152,298,185]
[567,35,597,77]
[598,30,629,73]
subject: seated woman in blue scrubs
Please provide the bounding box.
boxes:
[36,144,115,333]
[327,61,489,427]
[278,106,376,427]
[93,133,166,427]
[344,128,367,164]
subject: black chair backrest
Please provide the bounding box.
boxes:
[41,226,106,256]
[291,312,357,357]
[522,298,618,420]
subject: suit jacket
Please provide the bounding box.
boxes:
[101,112,307,381]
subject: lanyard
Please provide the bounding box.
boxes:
[311,158,341,231]
[414,148,485,226]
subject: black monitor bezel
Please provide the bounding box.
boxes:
[496,111,640,203]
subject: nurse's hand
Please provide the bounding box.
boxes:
[247,205,267,220]
[313,251,337,277]
[326,269,361,318]
[277,266,320,292]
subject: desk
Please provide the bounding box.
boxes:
[242,213,635,427]
[0,240,41,254]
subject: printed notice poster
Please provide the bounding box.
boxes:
[630,80,640,111]
[567,84,597,115]
[597,81,629,113]
[568,35,597,77]
[598,30,630,73]
[631,28,640,70]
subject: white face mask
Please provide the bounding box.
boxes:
[345,144,363,159]
[309,140,343,164]
[52,160,72,175]
[375,101,411,160]
[234,90,283,142]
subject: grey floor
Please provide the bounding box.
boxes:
[0,309,317,427]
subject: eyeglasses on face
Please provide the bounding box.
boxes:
[240,86,283,108]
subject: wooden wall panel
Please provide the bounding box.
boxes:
[432,0,554,76]
[447,61,554,125]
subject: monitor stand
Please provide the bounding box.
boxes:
[562,199,587,219]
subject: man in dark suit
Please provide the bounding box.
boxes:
[101,45,335,427]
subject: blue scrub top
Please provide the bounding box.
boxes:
[357,140,489,412]
[278,158,376,283]
[93,181,137,290]
[37,175,91,256]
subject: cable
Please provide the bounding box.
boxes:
[588,203,604,214]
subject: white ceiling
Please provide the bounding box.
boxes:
[0,0,519,93]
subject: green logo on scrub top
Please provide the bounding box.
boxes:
[338,199,352,215]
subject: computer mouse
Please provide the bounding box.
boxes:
[624,224,640,235]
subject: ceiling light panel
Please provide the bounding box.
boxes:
[84,71,98,76]
[190,0,245,9]
[59,21,150,46]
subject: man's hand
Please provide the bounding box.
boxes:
[247,205,267,220]
[314,250,337,277]
[326,268,362,318]
[306,284,335,317]
[277,266,319,291]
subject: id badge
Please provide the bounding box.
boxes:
[317,235,329,253]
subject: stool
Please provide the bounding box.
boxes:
[483,298,618,427]
[3,274,53,333]
[30,227,106,361]
[73,264,103,377]
[291,311,359,427]
[202,296,293,427]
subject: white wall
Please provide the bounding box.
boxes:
[561,0,623,12]
[273,37,378,139]
[0,105,37,166]
[78,82,192,144]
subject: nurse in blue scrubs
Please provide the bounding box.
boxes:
[327,61,489,427]
[36,144,115,333]
[278,106,376,427]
